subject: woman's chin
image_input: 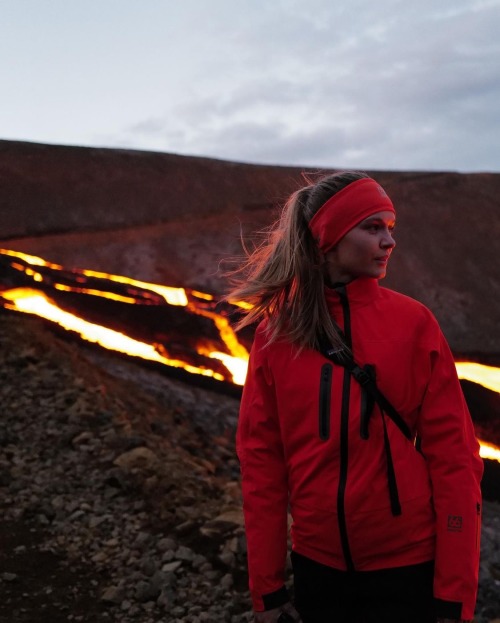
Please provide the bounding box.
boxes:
[372,268,388,280]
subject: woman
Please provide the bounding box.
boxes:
[231,172,483,623]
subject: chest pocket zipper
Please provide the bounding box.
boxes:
[319,363,333,440]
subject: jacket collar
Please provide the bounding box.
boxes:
[325,277,380,311]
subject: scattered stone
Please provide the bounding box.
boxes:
[220,573,234,590]
[157,537,177,552]
[161,560,182,573]
[171,605,186,618]
[175,545,195,562]
[200,509,244,538]
[1,314,498,622]
[174,519,197,535]
[135,577,162,603]
[113,447,159,472]
[101,585,125,604]
[218,551,235,567]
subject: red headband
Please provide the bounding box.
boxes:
[308,177,395,253]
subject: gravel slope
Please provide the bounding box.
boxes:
[0,311,499,622]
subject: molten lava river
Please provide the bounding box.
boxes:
[0,248,499,464]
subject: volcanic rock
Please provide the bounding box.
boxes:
[1,139,499,356]
[0,305,499,622]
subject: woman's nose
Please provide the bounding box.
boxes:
[381,230,396,248]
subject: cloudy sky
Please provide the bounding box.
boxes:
[1,0,499,172]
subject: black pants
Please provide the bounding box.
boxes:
[292,551,436,623]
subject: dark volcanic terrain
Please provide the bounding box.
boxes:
[0,140,499,622]
[1,309,500,623]
[0,310,252,622]
[1,139,500,355]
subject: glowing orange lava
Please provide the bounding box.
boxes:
[455,362,500,394]
[0,248,250,385]
[0,248,189,306]
[2,288,227,381]
[478,440,500,462]
[1,247,500,464]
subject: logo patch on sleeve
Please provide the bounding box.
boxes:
[447,515,463,532]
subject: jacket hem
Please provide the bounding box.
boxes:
[291,541,435,573]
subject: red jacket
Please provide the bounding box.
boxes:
[236,277,483,620]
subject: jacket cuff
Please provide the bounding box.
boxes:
[262,585,290,610]
[434,597,462,619]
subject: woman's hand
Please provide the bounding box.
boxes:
[254,601,303,622]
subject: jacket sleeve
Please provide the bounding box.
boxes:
[416,321,483,622]
[236,326,290,612]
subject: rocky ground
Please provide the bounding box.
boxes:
[0,311,499,623]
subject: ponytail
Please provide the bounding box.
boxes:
[226,171,369,351]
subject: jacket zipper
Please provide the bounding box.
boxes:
[336,286,355,571]
[319,364,332,440]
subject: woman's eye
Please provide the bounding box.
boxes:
[363,222,395,233]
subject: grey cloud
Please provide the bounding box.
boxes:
[128,118,167,135]
[119,0,500,172]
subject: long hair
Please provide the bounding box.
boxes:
[227,171,369,351]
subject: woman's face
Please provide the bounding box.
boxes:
[325,211,396,284]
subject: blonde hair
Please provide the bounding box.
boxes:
[227,171,369,351]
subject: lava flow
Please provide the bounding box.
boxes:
[0,248,249,386]
[455,362,500,394]
[1,248,499,464]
